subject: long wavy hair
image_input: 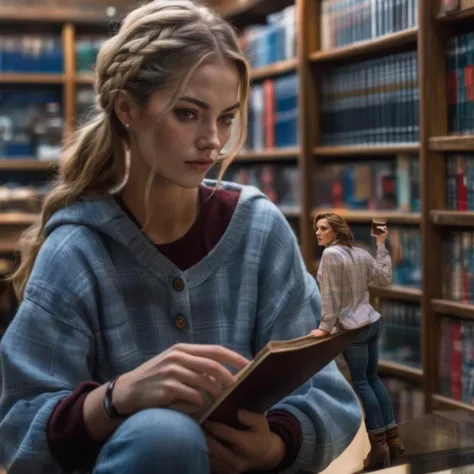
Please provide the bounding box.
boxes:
[11,0,250,300]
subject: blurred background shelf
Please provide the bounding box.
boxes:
[310,27,418,63]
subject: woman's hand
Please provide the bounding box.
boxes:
[113,343,249,416]
[310,328,329,337]
[204,410,286,474]
[371,225,389,245]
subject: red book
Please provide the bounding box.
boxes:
[456,156,467,211]
[263,79,275,148]
[451,320,462,400]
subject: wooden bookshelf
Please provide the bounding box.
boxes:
[0,213,37,226]
[433,394,474,414]
[0,5,125,24]
[313,144,420,157]
[369,284,422,303]
[0,73,65,84]
[310,27,418,63]
[251,58,298,81]
[436,5,474,22]
[378,360,424,384]
[236,147,300,162]
[431,210,474,227]
[0,241,19,254]
[0,159,59,171]
[311,208,421,225]
[75,73,95,85]
[0,11,110,245]
[429,135,474,152]
[220,0,294,28]
[431,299,474,321]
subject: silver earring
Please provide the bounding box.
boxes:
[124,123,129,129]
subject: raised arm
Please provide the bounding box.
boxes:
[368,244,392,287]
[368,225,392,287]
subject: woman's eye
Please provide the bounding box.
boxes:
[219,114,235,126]
[174,109,198,121]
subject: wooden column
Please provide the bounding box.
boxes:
[418,0,449,413]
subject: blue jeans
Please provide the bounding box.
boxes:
[343,319,397,435]
[93,408,210,473]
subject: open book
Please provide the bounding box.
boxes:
[198,325,366,428]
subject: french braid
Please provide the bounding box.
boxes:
[11,0,250,300]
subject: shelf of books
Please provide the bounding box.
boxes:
[378,360,424,384]
[250,57,298,81]
[0,6,114,279]
[291,0,424,396]
[419,0,474,412]
[310,27,418,63]
[236,146,300,162]
[429,135,474,152]
[208,1,302,239]
[432,299,474,321]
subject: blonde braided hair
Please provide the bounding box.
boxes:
[11,0,250,299]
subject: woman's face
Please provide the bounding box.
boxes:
[314,218,337,247]
[127,59,241,190]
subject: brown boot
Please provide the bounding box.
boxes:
[386,426,405,460]
[363,431,390,471]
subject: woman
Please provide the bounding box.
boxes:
[0,2,362,473]
[311,212,404,471]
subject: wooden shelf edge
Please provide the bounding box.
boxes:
[369,284,422,302]
[313,144,420,157]
[378,359,423,383]
[75,74,95,85]
[310,208,421,224]
[0,159,59,170]
[430,210,474,227]
[433,394,474,413]
[251,58,298,81]
[310,28,418,63]
[429,135,474,152]
[219,0,294,28]
[0,73,65,84]
[0,242,19,254]
[0,213,37,226]
[236,147,300,162]
[436,7,474,23]
[0,6,122,24]
[431,298,474,321]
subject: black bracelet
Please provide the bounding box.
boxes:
[103,376,129,420]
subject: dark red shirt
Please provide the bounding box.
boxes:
[47,185,302,472]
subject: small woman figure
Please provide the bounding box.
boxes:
[310,212,404,471]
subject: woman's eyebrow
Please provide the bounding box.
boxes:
[178,96,239,112]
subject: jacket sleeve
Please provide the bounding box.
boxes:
[368,244,392,287]
[317,250,343,333]
[0,232,98,474]
[254,203,362,474]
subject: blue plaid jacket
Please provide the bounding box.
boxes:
[0,181,362,473]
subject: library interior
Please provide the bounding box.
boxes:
[1,0,474,473]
